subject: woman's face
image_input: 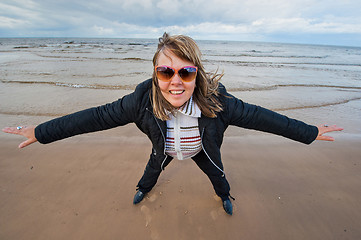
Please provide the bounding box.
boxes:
[156,50,196,108]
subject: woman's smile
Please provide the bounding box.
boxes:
[169,90,185,95]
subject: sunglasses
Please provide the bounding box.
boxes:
[155,65,198,82]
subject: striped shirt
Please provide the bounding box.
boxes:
[165,97,202,160]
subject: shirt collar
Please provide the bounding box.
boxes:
[167,96,201,118]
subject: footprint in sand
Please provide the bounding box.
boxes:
[147,193,157,202]
[210,209,220,220]
[213,195,221,202]
[140,205,152,226]
[140,205,159,239]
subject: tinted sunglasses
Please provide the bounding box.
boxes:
[155,65,198,82]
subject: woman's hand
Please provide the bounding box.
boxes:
[316,124,344,141]
[2,126,38,148]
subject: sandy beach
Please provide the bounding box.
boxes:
[1,122,361,239]
[1,38,361,239]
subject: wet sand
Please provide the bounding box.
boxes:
[1,125,360,240]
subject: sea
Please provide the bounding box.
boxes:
[1,38,361,136]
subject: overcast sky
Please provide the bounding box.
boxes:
[1,0,361,47]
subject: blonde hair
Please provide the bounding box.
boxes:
[152,32,223,120]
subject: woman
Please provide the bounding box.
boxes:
[2,33,342,215]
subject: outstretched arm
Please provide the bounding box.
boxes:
[225,92,343,144]
[2,79,152,149]
[2,126,37,148]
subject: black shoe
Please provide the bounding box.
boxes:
[133,190,145,204]
[223,198,233,215]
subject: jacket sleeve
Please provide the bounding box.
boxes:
[225,93,319,144]
[35,80,149,144]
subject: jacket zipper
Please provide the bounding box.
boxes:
[173,112,183,160]
[200,127,225,177]
[146,108,168,171]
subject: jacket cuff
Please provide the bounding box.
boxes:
[305,125,319,144]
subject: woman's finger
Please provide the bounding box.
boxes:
[321,124,344,133]
[2,127,24,135]
[19,138,37,148]
[316,135,335,141]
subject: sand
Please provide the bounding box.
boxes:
[1,123,360,240]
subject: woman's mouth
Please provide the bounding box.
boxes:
[169,90,185,95]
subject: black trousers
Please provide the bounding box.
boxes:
[136,150,230,200]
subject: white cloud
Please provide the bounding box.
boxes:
[93,25,115,36]
[0,0,361,46]
[250,17,361,34]
[0,16,29,28]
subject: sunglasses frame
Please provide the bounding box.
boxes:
[155,65,198,82]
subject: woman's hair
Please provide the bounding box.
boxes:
[151,32,223,121]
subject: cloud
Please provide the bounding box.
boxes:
[93,25,115,35]
[1,0,361,46]
[0,16,29,28]
[250,17,361,34]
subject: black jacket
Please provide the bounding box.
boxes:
[35,79,318,173]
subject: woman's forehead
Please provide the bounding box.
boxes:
[157,49,193,66]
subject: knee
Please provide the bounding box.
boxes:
[146,153,172,172]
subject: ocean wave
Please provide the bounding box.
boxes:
[11,44,50,49]
[33,53,149,61]
[0,110,63,117]
[227,84,361,92]
[1,80,137,90]
[3,80,360,92]
[274,97,361,111]
[204,59,361,67]
[121,57,147,61]
[13,46,32,49]
[205,53,327,59]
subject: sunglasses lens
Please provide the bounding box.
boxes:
[156,66,175,81]
[178,67,197,82]
[155,66,197,82]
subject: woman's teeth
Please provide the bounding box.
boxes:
[170,90,184,95]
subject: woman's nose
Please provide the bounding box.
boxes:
[170,73,183,85]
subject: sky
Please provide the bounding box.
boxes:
[1,0,361,47]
